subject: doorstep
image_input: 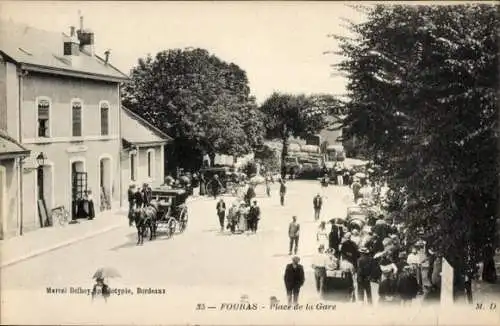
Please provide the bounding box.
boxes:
[0,209,126,268]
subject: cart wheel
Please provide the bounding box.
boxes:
[179,209,188,232]
[169,219,176,236]
[206,180,214,197]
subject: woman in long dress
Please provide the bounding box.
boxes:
[238,203,249,233]
[316,221,329,248]
[227,203,239,233]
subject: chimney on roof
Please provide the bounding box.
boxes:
[77,14,95,56]
[64,25,80,60]
[104,50,111,64]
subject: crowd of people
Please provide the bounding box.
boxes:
[279,175,447,307]
[308,192,445,306]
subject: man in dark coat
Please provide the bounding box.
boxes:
[127,184,136,226]
[313,194,322,221]
[142,183,152,206]
[329,221,344,255]
[134,187,144,209]
[284,256,305,305]
[216,198,226,231]
[245,185,256,206]
[248,200,261,233]
[340,232,359,268]
[357,247,374,304]
[211,174,222,199]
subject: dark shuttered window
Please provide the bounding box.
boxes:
[147,151,152,178]
[130,153,137,181]
[72,102,82,137]
[37,99,50,137]
[100,103,109,136]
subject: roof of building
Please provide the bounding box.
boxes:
[0,130,30,158]
[0,20,129,82]
[121,107,173,146]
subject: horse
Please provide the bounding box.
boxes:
[131,203,158,245]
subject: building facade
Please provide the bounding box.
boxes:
[120,107,171,200]
[0,19,129,236]
[0,131,30,239]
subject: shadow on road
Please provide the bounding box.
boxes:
[109,233,164,251]
[201,228,221,233]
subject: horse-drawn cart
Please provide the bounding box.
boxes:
[151,187,189,237]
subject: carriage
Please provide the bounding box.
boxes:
[322,254,355,302]
[151,187,189,237]
[201,166,245,196]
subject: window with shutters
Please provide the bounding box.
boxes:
[130,152,137,181]
[71,101,82,137]
[147,149,155,178]
[37,98,51,137]
[100,102,109,136]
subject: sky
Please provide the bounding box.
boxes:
[1,1,365,103]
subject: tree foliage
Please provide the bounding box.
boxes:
[259,92,340,176]
[123,48,265,170]
[335,4,498,274]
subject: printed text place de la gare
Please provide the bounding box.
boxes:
[46,287,166,295]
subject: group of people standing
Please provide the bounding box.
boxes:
[216,198,261,234]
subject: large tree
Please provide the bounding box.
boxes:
[123,48,264,171]
[259,92,339,177]
[335,4,498,297]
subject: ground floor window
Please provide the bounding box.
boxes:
[147,149,155,179]
[130,152,137,181]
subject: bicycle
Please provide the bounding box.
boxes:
[51,206,70,226]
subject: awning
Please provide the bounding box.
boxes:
[0,131,30,159]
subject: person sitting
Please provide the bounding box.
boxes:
[164,175,175,187]
[325,248,339,270]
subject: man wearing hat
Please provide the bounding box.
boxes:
[356,247,374,304]
[313,193,323,221]
[340,232,359,268]
[142,183,152,206]
[127,184,136,226]
[329,220,344,256]
[284,256,305,305]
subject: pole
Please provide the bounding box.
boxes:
[280,124,288,179]
[18,68,25,236]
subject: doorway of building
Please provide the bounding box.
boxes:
[71,161,87,220]
[99,158,111,212]
[37,164,53,226]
